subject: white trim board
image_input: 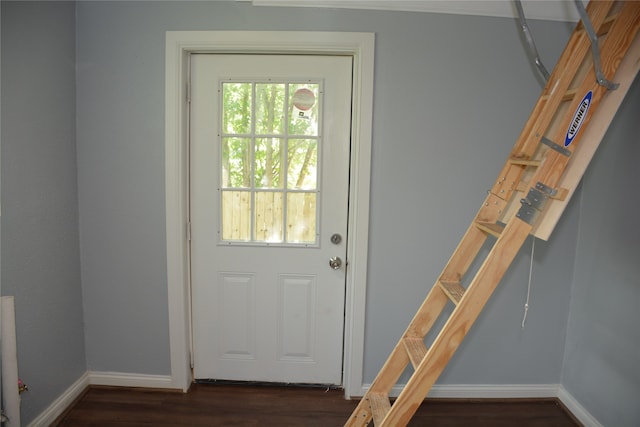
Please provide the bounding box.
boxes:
[88,371,174,389]
[243,0,586,22]
[358,382,601,425]
[26,372,90,427]
[359,382,560,399]
[558,385,604,427]
[26,371,175,427]
[165,31,375,397]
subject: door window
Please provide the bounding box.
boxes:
[220,81,321,246]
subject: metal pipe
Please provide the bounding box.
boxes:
[514,0,550,82]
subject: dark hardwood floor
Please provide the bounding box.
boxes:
[54,383,582,426]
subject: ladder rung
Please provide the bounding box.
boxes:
[508,156,541,167]
[516,181,569,201]
[368,392,391,426]
[552,187,569,201]
[438,280,465,305]
[475,221,505,238]
[561,88,578,102]
[402,337,428,369]
[576,13,616,37]
[540,88,577,102]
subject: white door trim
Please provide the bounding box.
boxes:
[165,31,374,397]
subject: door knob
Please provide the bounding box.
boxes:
[329,256,342,270]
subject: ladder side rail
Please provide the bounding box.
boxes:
[427,192,507,296]
[515,0,615,157]
[345,341,411,427]
[493,1,614,200]
[344,2,640,426]
[406,13,640,427]
[499,2,639,238]
[408,195,507,337]
[346,213,505,426]
[438,225,491,284]
[534,34,640,239]
[532,3,640,193]
[379,219,533,426]
[345,225,489,427]
[575,0,619,90]
[376,28,637,415]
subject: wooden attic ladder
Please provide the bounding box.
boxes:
[345,1,640,426]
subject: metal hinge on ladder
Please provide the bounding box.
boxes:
[517,182,558,225]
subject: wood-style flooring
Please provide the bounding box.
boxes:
[54,383,582,426]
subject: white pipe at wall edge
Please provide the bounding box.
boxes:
[1,296,21,427]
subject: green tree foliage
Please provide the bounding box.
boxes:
[222,82,318,189]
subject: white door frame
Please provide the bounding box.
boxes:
[165,31,374,398]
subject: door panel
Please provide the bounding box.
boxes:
[190,54,352,384]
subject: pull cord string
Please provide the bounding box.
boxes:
[521,236,536,329]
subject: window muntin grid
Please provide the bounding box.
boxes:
[219,80,321,246]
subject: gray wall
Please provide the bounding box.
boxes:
[562,74,640,427]
[358,10,576,385]
[3,0,637,425]
[75,0,577,384]
[1,1,86,424]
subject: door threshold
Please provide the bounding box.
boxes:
[194,378,343,390]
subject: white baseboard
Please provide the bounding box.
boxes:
[28,371,182,426]
[357,382,560,399]
[27,372,90,427]
[88,371,176,389]
[356,383,602,426]
[429,383,560,398]
[558,385,603,427]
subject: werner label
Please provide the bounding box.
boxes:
[565,91,592,147]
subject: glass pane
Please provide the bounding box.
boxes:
[289,84,319,136]
[222,137,251,188]
[221,190,251,241]
[222,83,252,134]
[219,80,323,246]
[255,192,284,242]
[287,139,317,190]
[286,192,317,244]
[255,138,283,189]
[256,83,285,135]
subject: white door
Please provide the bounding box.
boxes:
[190,54,352,385]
